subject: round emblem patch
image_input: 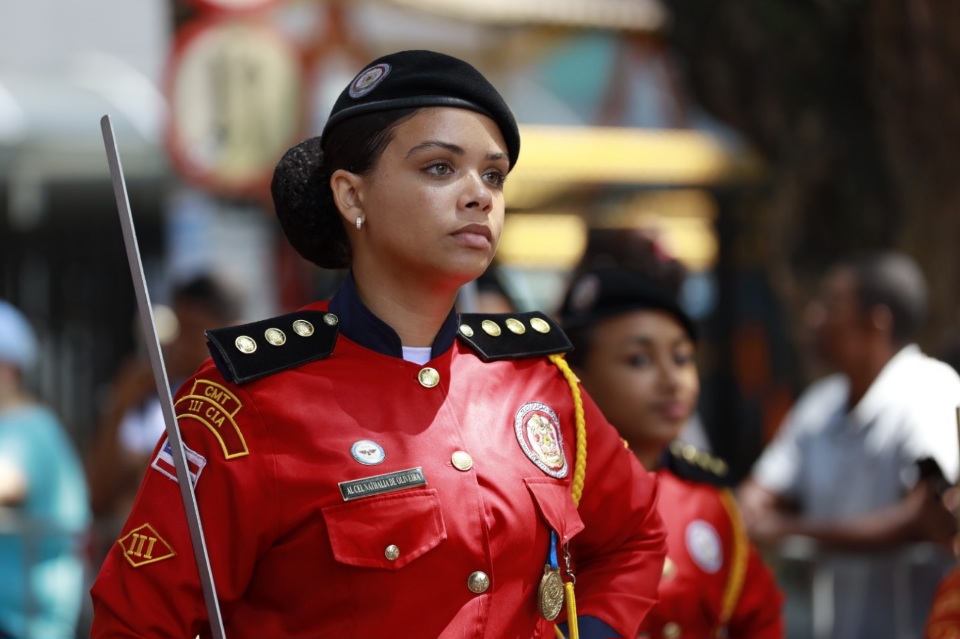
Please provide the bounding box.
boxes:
[350,440,385,465]
[685,519,723,574]
[514,402,568,478]
[348,63,390,99]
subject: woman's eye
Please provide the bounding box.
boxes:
[628,355,652,368]
[483,170,507,188]
[427,162,453,176]
[673,352,695,366]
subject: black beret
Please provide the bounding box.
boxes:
[558,266,697,341]
[321,50,520,169]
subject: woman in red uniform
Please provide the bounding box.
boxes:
[927,562,960,639]
[559,264,785,639]
[90,50,666,639]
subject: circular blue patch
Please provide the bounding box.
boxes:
[350,440,386,465]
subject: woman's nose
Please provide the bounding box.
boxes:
[658,363,681,390]
[461,172,492,212]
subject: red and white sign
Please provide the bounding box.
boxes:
[164,15,305,197]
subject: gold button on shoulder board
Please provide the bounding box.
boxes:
[481,319,501,337]
[292,319,315,337]
[529,317,551,334]
[451,451,473,471]
[710,458,729,476]
[663,622,682,638]
[505,318,526,334]
[418,367,440,388]
[235,335,257,354]
[264,327,286,346]
[322,313,339,327]
[467,571,490,593]
[384,544,400,561]
[459,324,474,338]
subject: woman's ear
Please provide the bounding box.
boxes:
[330,169,364,226]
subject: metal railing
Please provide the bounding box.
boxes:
[769,535,955,639]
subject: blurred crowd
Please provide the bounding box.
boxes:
[1,234,959,639]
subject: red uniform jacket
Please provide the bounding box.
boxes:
[640,448,784,639]
[927,564,960,639]
[90,303,666,639]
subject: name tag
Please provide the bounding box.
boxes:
[338,467,427,501]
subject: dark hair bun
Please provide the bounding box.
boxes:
[271,137,351,269]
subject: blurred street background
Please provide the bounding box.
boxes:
[1,1,959,637]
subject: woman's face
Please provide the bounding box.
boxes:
[348,107,509,288]
[578,310,699,451]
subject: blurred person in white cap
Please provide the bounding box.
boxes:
[0,299,91,639]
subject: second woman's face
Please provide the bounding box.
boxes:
[579,310,699,451]
[355,107,509,287]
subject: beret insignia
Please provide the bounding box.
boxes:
[348,63,391,99]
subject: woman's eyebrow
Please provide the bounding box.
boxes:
[406,140,463,157]
[405,142,508,164]
[620,335,655,348]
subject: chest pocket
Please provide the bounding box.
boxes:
[322,489,446,570]
[524,477,584,544]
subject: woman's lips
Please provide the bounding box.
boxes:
[452,224,492,248]
[655,401,689,421]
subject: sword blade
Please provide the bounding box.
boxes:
[100,114,227,639]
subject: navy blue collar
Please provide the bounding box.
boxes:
[328,272,460,360]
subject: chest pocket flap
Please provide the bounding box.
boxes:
[524,477,585,544]
[322,489,446,570]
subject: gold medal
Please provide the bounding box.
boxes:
[538,564,564,621]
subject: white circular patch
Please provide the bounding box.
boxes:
[514,402,568,478]
[350,440,385,465]
[348,63,390,99]
[685,519,723,574]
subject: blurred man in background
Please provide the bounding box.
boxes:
[738,251,960,639]
[0,299,91,639]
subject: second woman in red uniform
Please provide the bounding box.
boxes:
[559,263,785,639]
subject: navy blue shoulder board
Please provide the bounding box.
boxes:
[205,310,340,384]
[457,311,573,362]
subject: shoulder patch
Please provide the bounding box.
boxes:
[457,311,573,361]
[205,310,340,384]
[117,522,177,568]
[663,441,731,487]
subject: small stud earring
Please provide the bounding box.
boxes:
[356,216,364,231]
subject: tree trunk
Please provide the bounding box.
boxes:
[664,0,960,374]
